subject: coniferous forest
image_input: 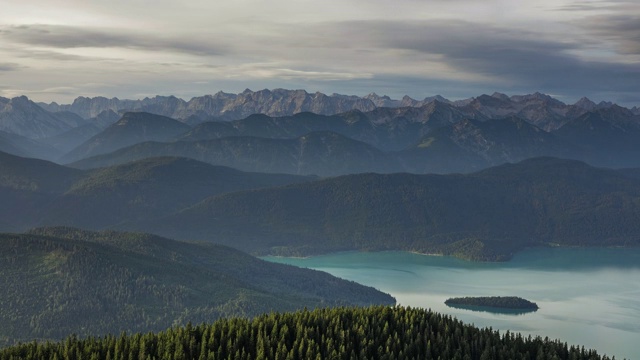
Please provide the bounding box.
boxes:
[0,306,613,360]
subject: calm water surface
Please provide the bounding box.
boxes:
[264,247,640,359]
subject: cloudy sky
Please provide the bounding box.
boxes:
[0,0,639,106]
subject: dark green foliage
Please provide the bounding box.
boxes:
[40,156,313,229]
[445,297,539,310]
[0,306,614,360]
[141,157,640,260]
[0,152,312,232]
[0,228,394,345]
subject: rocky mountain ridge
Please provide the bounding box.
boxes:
[36,89,633,126]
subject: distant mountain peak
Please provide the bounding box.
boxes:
[574,97,597,110]
[491,92,510,101]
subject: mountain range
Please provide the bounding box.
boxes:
[36,89,629,125]
[2,90,639,174]
[2,151,639,260]
[65,104,640,175]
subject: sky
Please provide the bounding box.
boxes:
[0,0,639,107]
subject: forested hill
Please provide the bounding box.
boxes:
[138,157,640,260]
[0,151,313,232]
[0,228,394,345]
[0,306,613,360]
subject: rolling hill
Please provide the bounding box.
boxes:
[0,151,313,232]
[134,157,640,260]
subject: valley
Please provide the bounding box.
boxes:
[1,89,639,358]
[264,248,640,359]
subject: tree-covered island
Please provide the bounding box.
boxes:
[445,296,539,313]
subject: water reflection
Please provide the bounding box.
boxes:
[444,303,538,316]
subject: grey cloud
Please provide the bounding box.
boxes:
[0,24,226,56]
[579,14,640,54]
[0,63,21,71]
[308,20,639,102]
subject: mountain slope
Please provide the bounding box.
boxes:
[399,117,569,173]
[70,131,399,176]
[0,228,394,345]
[0,96,86,139]
[555,106,640,168]
[177,103,472,152]
[0,130,64,161]
[0,151,84,232]
[0,306,611,360]
[0,151,313,232]
[60,112,191,163]
[39,157,314,228]
[138,157,640,260]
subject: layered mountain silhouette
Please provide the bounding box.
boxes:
[0,151,313,231]
[60,112,192,163]
[2,151,639,260]
[1,96,86,139]
[0,90,637,174]
[70,131,398,176]
[131,157,640,260]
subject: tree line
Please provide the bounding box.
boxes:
[0,306,616,360]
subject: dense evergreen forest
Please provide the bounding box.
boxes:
[0,306,615,360]
[0,228,393,346]
[139,157,640,260]
[445,297,539,310]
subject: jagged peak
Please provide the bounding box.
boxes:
[425,95,451,103]
[597,100,614,109]
[490,92,510,101]
[573,97,596,110]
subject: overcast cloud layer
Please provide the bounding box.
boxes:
[0,0,638,106]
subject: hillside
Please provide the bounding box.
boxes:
[69,132,399,176]
[4,151,639,260]
[137,157,640,260]
[0,96,86,139]
[60,112,191,163]
[399,116,569,174]
[40,157,314,228]
[555,106,640,168]
[0,306,612,360]
[68,104,640,175]
[0,130,63,161]
[0,228,394,345]
[0,151,313,232]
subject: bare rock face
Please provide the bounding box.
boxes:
[0,96,86,139]
[39,89,379,123]
[35,89,637,134]
[211,89,377,120]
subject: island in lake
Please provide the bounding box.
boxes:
[445,296,539,315]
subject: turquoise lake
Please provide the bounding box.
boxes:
[263,247,640,359]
